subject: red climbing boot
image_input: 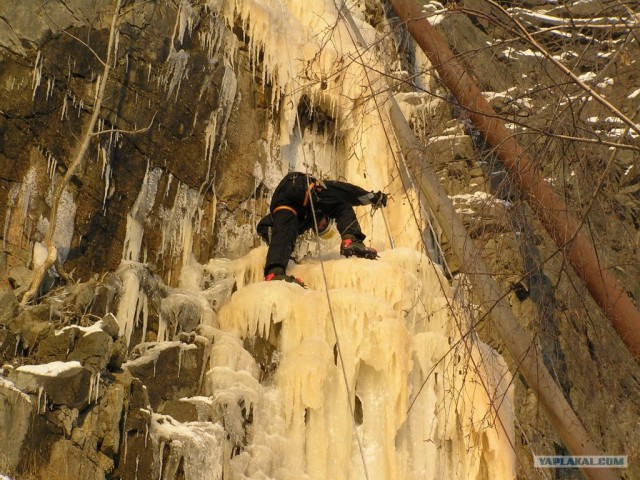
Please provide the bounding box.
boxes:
[340,236,378,259]
[265,266,306,288]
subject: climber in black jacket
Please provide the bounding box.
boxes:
[257,172,388,286]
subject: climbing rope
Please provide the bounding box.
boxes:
[334,1,526,469]
[263,0,526,474]
[277,2,371,479]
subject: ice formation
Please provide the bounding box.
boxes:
[188,246,515,480]
[107,239,517,478]
[146,411,225,479]
[111,239,515,479]
[200,0,425,253]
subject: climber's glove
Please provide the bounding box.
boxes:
[370,191,388,208]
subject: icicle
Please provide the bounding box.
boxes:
[165,173,173,198]
[141,294,149,342]
[123,410,129,459]
[115,264,143,347]
[177,347,182,378]
[32,50,42,100]
[157,441,164,474]
[122,163,161,262]
[47,152,56,180]
[87,371,101,404]
[17,167,37,247]
[165,48,190,100]
[88,371,94,402]
[36,387,48,414]
[203,117,218,182]
[177,0,198,45]
[2,183,20,250]
[36,386,44,414]
[113,30,120,68]
[46,76,55,101]
[134,283,146,330]
[108,127,115,152]
[51,188,77,264]
[100,145,111,211]
[157,307,168,343]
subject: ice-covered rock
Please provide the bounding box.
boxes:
[124,338,210,410]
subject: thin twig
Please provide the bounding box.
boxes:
[22,0,124,305]
[40,5,107,67]
[92,110,158,136]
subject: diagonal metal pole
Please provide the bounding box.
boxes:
[388,0,640,362]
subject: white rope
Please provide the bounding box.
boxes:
[334,0,525,466]
[276,2,371,479]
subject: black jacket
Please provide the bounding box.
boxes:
[257,172,376,242]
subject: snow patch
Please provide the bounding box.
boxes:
[16,360,83,376]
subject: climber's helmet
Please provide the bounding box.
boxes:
[316,211,335,239]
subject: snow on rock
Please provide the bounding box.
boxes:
[55,321,101,336]
[15,359,83,376]
[8,360,92,410]
[159,291,217,341]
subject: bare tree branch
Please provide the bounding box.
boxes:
[91,110,158,136]
[22,0,124,305]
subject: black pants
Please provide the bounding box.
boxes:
[264,209,300,274]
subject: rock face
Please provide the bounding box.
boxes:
[1,0,640,479]
[0,378,33,472]
[0,0,258,283]
[124,338,209,410]
[0,277,216,478]
[8,361,93,409]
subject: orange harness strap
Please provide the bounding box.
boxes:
[303,182,317,208]
[272,205,298,216]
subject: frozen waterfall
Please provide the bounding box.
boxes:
[131,245,515,480]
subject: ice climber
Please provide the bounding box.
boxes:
[257,172,388,287]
